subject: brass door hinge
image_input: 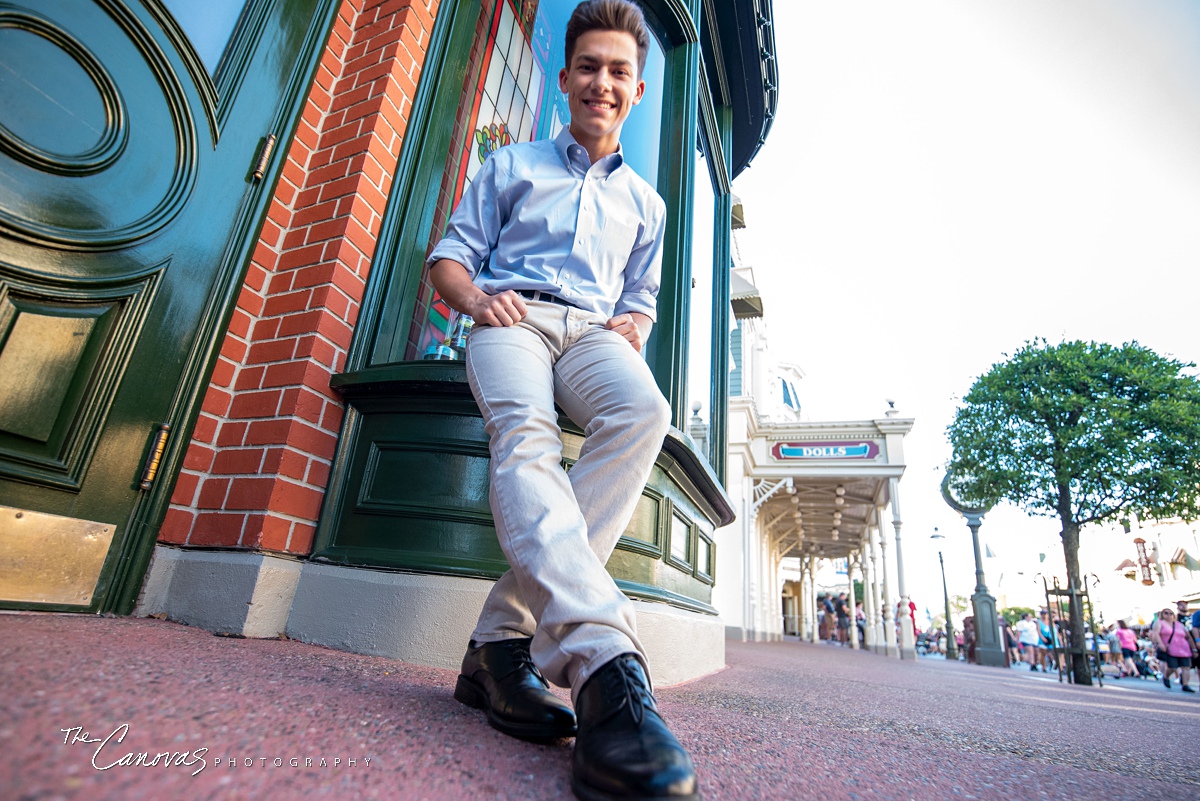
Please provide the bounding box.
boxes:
[138,423,171,490]
[252,133,277,181]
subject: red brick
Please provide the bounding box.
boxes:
[278,244,326,272]
[292,388,326,424]
[247,339,298,365]
[263,289,313,318]
[261,447,285,474]
[264,360,311,388]
[285,421,339,459]
[307,459,332,488]
[278,449,309,480]
[226,477,276,510]
[236,286,265,317]
[281,227,309,251]
[260,515,291,552]
[217,421,249,447]
[212,448,266,475]
[241,514,267,549]
[321,401,346,431]
[252,317,282,341]
[191,512,246,547]
[183,443,216,473]
[158,507,194,544]
[288,522,317,555]
[229,389,284,419]
[191,413,219,445]
[197,477,231,509]
[234,366,266,392]
[246,419,293,446]
[228,309,253,339]
[276,310,324,339]
[168,472,200,507]
[201,387,233,416]
[271,480,325,520]
[293,198,342,228]
[268,271,295,295]
[220,338,248,364]
[293,263,338,290]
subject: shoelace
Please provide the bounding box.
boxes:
[504,640,548,685]
[614,657,656,726]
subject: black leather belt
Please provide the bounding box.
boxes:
[516,289,574,307]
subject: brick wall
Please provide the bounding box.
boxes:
[160,0,440,554]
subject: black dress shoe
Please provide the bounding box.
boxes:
[454,638,576,740]
[572,653,698,801]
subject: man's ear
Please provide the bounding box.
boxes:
[631,78,645,105]
[559,67,569,94]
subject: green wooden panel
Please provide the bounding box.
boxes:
[320,363,724,610]
[0,0,338,613]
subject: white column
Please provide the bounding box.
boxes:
[890,478,917,661]
[742,503,756,642]
[861,538,877,651]
[870,526,886,653]
[878,519,898,657]
[806,557,819,643]
[847,554,860,650]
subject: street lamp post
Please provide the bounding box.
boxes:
[931,529,957,661]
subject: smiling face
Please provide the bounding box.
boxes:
[559,29,644,162]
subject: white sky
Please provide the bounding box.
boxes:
[732,0,1200,618]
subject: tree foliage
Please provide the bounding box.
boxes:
[947,339,1200,526]
[947,339,1200,683]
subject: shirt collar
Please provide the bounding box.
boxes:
[554,126,625,177]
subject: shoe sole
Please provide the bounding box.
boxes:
[571,776,699,801]
[454,674,576,740]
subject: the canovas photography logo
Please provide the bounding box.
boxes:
[60,724,372,777]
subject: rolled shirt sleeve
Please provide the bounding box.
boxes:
[613,195,665,321]
[427,153,505,278]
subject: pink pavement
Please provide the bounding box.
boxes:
[3,611,1196,800]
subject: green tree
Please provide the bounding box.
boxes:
[946,339,1200,685]
[949,594,970,617]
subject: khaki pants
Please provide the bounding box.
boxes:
[465,300,671,696]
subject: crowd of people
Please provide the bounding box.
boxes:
[918,599,1200,693]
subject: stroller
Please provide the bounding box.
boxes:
[1131,651,1155,678]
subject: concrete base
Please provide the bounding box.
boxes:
[135,546,301,638]
[136,546,725,687]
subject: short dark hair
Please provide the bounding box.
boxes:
[565,0,650,78]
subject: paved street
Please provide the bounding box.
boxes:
[4,611,1197,800]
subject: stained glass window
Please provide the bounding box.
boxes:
[404,0,666,361]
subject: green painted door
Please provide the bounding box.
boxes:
[0,0,331,612]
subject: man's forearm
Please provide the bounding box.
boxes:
[428,258,526,327]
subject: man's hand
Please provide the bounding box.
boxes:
[429,259,526,327]
[466,290,527,327]
[605,312,652,353]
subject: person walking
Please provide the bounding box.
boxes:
[429,3,696,797]
[1150,608,1197,693]
[1015,613,1041,671]
[1113,620,1140,679]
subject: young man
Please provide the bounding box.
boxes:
[426,2,696,799]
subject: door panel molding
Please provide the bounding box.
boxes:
[0,261,163,489]
[0,0,197,251]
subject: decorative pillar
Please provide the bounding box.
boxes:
[891,478,917,660]
[869,528,884,653]
[847,554,860,650]
[747,478,793,642]
[806,556,819,643]
[878,520,898,657]
[861,537,877,650]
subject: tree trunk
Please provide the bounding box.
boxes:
[1059,520,1093,686]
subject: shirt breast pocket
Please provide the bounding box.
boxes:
[602,217,639,261]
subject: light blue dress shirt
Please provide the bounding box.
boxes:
[427,127,666,321]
